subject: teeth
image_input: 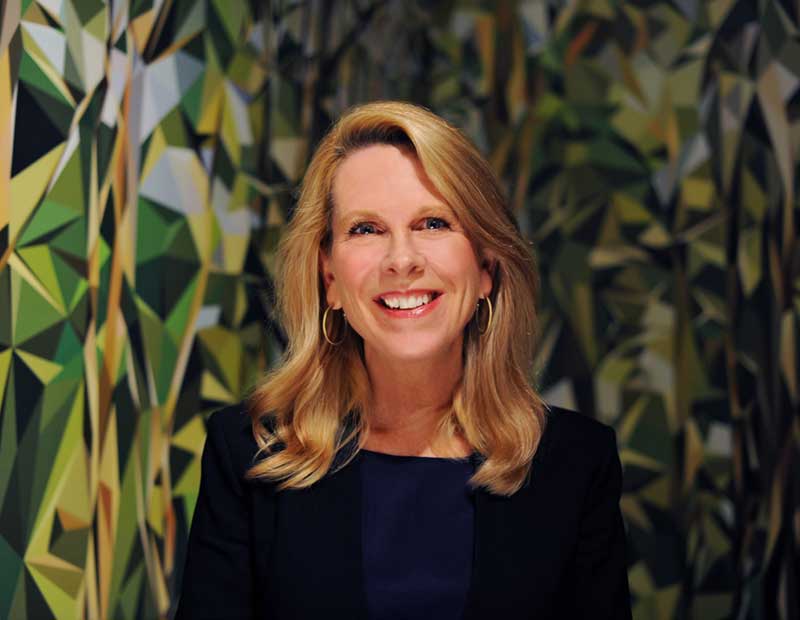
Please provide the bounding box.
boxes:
[381,293,433,309]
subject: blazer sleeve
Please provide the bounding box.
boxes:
[175,410,257,619]
[566,425,632,619]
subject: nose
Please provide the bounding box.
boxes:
[381,233,426,276]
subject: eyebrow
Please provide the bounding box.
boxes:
[336,205,454,227]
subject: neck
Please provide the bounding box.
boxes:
[361,343,471,457]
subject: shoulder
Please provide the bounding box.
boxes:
[204,401,262,480]
[535,403,619,469]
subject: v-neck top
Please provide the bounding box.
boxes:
[359,449,477,620]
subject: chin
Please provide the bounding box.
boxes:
[371,338,458,364]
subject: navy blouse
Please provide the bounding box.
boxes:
[359,449,476,620]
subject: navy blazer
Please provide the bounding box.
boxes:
[176,403,631,619]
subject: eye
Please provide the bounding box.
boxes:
[423,217,451,230]
[348,222,379,236]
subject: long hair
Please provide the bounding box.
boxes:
[245,101,546,496]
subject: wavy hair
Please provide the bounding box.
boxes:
[245,101,546,495]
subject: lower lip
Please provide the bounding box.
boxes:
[374,294,443,318]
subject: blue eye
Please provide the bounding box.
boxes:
[424,217,450,230]
[348,222,379,235]
[347,217,450,236]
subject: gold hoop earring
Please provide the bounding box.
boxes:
[476,297,493,335]
[322,305,345,345]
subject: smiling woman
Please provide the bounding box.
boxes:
[176,102,631,619]
[320,143,494,444]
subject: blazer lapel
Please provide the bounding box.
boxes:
[267,450,370,619]
[263,413,563,620]
[463,418,562,620]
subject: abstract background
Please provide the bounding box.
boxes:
[0,0,797,618]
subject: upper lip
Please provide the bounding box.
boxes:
[373,289,442,301]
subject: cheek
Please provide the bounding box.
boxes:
[333,250,377,297]
[429,242,482,284]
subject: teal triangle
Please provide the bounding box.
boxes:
[50,250,82,314]
[53,320,82,365]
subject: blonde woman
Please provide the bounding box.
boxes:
[176,102,631,619]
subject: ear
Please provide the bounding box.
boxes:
[479,253,495,299]
[319,250,342,309]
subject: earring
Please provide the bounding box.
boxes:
[323,305,345,345]
[475,297,493,335]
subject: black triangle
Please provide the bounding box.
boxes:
[11,83,66,177]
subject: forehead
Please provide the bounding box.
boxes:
[331,144,448,219]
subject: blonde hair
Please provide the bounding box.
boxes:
[245,101,546,496]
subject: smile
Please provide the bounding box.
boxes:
[373,291,443,318]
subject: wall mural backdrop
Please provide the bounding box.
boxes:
[0,0,797,618]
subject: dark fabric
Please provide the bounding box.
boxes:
[176,403,632,620]
[359,450,475,619]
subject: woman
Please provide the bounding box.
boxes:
[176,102,631,619]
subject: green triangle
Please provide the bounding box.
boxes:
[16,349,61,385]
[67,285,89,340]
[55,349,85,384]
[18,51,71,108]
[18,200,81,247]
[53,320,82,366]
[0,535,23,619]
[156,335,178,403]
[0,348,11,412]
[5,567,25,620]
[13,274,64,345]
[66,278,88,314]
[39,375,80,431]
[136,199,171,262]
[29,560,83,599]
[84,8,106,39]
[48,218,87,261]
[47,149,86,214]
[169,220,199,262]
[114,560,144,620]
[98,233,111,269]
[135,298,163,386]
[50,529,88,569]
[30,409,73,535]
[0,268,12,346]
[211,0,244,42]
[165,274,197,344]
[73,0,104,24]
[199,328,242,394]
[62,43,83,92]
[0,367,19,506]
[33,87,73,135]
[16,245,66,311]
[588,138,646,173]
[181,72,205,129]
[107,452,143,611]
[160,107,189,145]
[50,250,82,312]
[32,396,84,552]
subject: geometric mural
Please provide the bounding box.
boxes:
[1,1,274,617]
[0,1,797,618]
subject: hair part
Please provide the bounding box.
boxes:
[245,101,546,496]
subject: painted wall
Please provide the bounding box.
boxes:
[0,1,797,618]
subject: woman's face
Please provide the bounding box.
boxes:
[320,143,492,365]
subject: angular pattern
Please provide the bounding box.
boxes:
[1,1,797,619]
[1,1,275,617]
